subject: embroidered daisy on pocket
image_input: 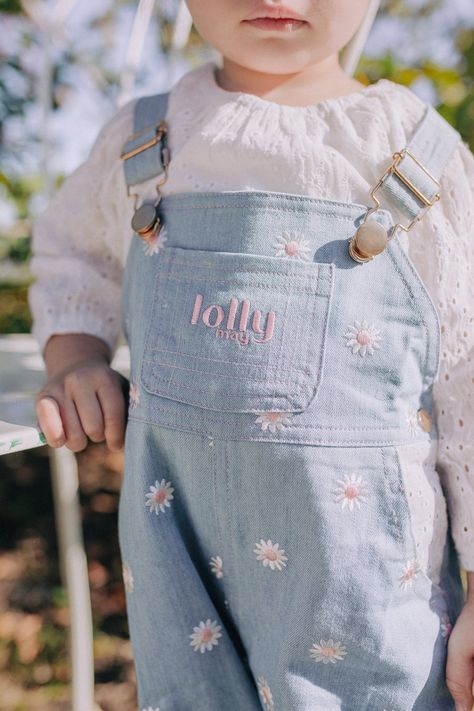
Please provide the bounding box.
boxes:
[273,230,312,261]
[254,539,288,570]
[309,638,347,664]
[344,320,382,356]
[257,677,274,709]
[189,619,222,653]
[142,225,168,256]
[145,479,175,514]
[255,412,292,433]
[332,473,368,511]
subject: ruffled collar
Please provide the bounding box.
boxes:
[175,59,398,115]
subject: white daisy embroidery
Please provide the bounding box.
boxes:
[257,676,274,709]
[141,707,160,711]
[440,613,453,640]
[405,406,419,437]
[209,555,224,579]
[255,411,292,433]
[129,381,140,410]
[122,561,134,593]
[142,225,168,256]
[254,539,288,570]
[332,473,369,511]
[309,638,347,664]
[344,320,383,356]
[399,559,421,590]
[145,479,175,515]
[189,618,222,653]
[273,230,312,261]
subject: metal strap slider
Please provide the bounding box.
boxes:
[120,120,168,162]
[372,148,441,233]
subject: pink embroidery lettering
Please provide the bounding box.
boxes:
[252,310,275,343]
[216,328,250,346]
[191,294,276,345]
[191,293,203,324]
[239,299,250,332]
[202,304,224,328]
[227,297,238,330]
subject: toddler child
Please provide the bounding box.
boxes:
[30,1,474,709]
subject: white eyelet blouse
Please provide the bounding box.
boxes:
[28,60,474,573]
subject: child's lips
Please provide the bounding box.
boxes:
[242,17,307,32]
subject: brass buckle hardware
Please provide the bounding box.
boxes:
[121,120,170,203]
[122,118,171,240]
[120,120,167,161]
[348,147,442,263]
[370,148,441,233]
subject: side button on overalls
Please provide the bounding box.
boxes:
[117,92,466,711]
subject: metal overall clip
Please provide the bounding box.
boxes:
[348,148,441,264]
[120,119,170,243]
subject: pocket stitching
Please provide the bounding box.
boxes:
[140,247,334,413]
[391,446,439,590]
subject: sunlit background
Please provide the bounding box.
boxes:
[0,0,473,708]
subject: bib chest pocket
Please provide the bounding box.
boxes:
[140,246,334,413]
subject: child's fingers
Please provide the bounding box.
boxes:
[97,382,126,452]
[71,386,106,444]
[446,637,474,711]
[36,396,66,447]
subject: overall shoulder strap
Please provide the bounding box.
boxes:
[378,102,461,227]
[120,92,170,189]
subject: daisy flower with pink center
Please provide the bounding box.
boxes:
[309,638,347,664]
[209,555,224,579]
[254,539,288,571]
[122,561,134,593]
[344,319,383,356]
[257,677,274,709]
[399,559,421,590]
[145,478,175,515]
[129,381,140,410]
[332,473,369,511]
[273,230,312,261]
[189,618,222,653]
[142,225,168,256]
[255,411,292,433]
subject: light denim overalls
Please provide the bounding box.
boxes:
[117,90,466,711]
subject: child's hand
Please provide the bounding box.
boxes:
[446,595,474,711]
[36,334,129,453]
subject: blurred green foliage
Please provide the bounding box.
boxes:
[0,284,31,332]
[356,27,474,150]
[0,0,22,13]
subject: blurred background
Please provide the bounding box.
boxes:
[0,0,473,709]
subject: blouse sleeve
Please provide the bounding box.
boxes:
[409,137,474,572]
[27,98,136,361]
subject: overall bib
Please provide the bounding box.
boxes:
[117,92,466,711]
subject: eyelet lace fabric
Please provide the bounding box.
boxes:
[28,60,474,570]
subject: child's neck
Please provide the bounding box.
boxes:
[215,54,366,107]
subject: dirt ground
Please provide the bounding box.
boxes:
[0,441,139,711]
